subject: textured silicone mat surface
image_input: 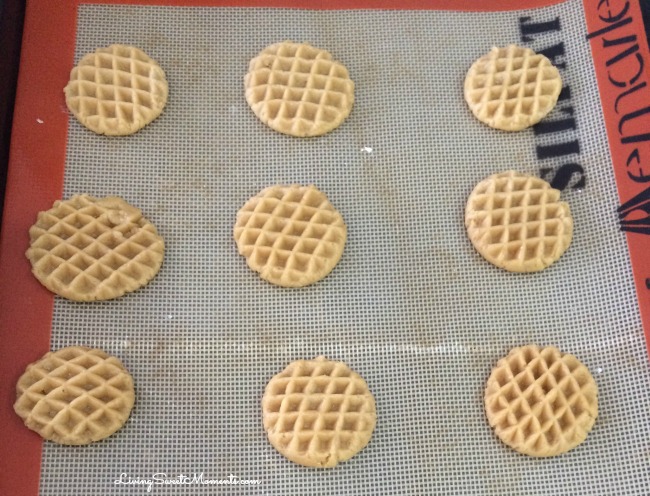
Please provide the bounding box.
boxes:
[42,2,650,495]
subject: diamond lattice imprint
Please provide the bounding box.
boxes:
[14,346,135,445]
[464,45,562,131]
[26,195,165,301]
[234,185,346,287]
[244,41,355,137]
[64,44,168,135]
[262,356,377,467]
[465,171,573,272]
[485,345,598,457]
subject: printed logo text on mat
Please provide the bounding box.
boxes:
[520,15,585,191]
[587,1,650,239]
[114,473,262,492]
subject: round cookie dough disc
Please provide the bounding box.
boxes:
[262,356,377,467]
[64,44,168,136]
[485,345,598,457]
[465,171,573,272]
[234,185,347,287]
[26,194,165,301]
[464,45,562,131]
[244,41,354,137]
[14,346,136,445]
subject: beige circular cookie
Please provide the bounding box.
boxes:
[26,194,165,301]
[464,45,562,131]
[64,44,168,136]
[234,185,346,287]
[244,41,354,137]
[262,356,376,467]
[465,171,573,272]
[485,345,598,457]
[14,346,135,445]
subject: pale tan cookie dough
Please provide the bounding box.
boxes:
[234,185,346,287]
[26,194,165,301]
[465,171,573,272]
[64,44,168,135]
[485,345,598,457]
[262,356,376,467]
[245,41,354,137]
[464,45,562,131]
[14,346,135,445]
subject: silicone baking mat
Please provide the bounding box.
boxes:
[2,0,650,495]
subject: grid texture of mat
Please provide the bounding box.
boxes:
[40,2,650,494]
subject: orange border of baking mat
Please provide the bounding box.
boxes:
[2,0,647,495]
[584,0,650,357]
